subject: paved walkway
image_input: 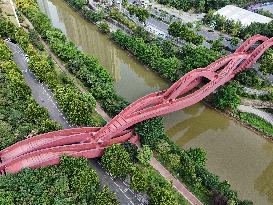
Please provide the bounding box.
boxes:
[238,105,273,125]
[241,98,273,109]
[150,157,203,205]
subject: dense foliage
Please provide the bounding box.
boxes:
[168,22,204,45]
[109,8,137,31]
[101,144,132,178]
[65,0,104,23]
[260,48,273,75]
[0,156,119,204]
[213,81,241,110]
[98,21,110,34]
[111,29,181,81]
[178,44,220,75]
[0,39,61,149]
[127,4,150,23]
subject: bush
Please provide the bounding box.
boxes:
[101,144,132,178]
[98,21,110,34]
[168,22,204,45]
[213,81,241,110]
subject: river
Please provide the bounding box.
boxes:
[37,0,273,204]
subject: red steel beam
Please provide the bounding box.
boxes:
[0,35,272,174]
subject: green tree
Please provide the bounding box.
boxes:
[98,21,110,34]
[260,49,273,75]
[93,187,119,205]
[101,144,132,178]
[130,166,149,192]
[137,145,152,165]
[213,81,240,110]
[230,37,240,47]
[187,147,207,167]
[211,37,224,52]
[150,187,179,205]
[167,153,181,171]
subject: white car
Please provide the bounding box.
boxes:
[25,54,29,62]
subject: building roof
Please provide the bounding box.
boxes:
[215,5,272,26]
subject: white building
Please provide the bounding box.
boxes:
[215,5,272,26]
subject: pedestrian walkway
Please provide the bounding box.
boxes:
[150,157,203,205]
[238,105,273,125]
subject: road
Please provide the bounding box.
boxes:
[6,40,143,205]
[124,0,238,49]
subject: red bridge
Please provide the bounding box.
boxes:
[0,35,272,174]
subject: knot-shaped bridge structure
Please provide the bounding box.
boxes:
[0,35,272,174]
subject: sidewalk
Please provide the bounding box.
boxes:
[150,157,203,205]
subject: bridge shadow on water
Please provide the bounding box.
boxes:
[165,103,230,146]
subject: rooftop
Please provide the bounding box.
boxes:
[215,5,272,26]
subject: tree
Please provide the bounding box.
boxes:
[98,21,110,34]
[187,147,207,167]
[122,141,138,162]
[230,37,240,47]
[157,139,171,155]
[130,166,149,192]
[150,187,179,205]
[213,81,241,110]
[167,153,181,171]
[211,37,224,52]
[137,145,152,165]
[93,187,119,205]
[260,49,273,75]
[135,117,165,150]
[101,144,132,178]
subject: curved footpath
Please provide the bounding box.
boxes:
[238,105,273,126]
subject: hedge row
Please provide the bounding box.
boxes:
[15,0,129,116]
[65,0,104,23]
[0,18,103,126]
[111,29,181,81]
[0,39,61,149]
